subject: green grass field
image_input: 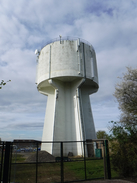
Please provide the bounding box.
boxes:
[0,153,118,183]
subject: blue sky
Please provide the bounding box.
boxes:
[0,0,137,141]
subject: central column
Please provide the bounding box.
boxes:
[41,78,85,156]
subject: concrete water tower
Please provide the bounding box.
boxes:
[35,37,99,156]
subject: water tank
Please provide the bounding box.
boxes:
[36,37,99,156]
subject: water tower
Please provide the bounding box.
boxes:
[35,37,99,156]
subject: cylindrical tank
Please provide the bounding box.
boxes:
[36,37,99,156]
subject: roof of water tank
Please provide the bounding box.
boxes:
[40,36,95,50]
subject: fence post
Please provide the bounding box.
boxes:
[8,142,13,183]
[105,140,111,179]
[36,142,38,183]
[103,140,107,179]
[3,142,12,183]
[60,142,64,183]
[83,141,87,180]
[0,142,4,182]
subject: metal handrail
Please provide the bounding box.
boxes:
[41,36,94,49]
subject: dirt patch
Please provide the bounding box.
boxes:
[25,150,55,162]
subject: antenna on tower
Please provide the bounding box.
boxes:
[59,35,62,44]
[35,49,40,55]
[35,49,40,62]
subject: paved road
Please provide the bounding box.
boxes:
[72,180,134,183]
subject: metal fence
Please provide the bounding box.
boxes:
[0,140,111,183]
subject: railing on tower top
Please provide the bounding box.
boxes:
[41,36,94,49]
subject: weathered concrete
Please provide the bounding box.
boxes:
[36,38,99,156]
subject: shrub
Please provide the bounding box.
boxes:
[109,121,137,177]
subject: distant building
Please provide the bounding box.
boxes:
[13,139,41,148]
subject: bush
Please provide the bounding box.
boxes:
[109,121,137,177]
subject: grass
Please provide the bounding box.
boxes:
[1,154,119,183]
[64,159,104,182]
[10,163,61,183]
[12,153,26,163]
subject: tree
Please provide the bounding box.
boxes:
[0,80,11,89]
[96,130,108,139]
[109,121,137,177]
[114,67,137,126]
[109,67,137,177]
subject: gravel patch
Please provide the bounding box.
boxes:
[25,150,55,162]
